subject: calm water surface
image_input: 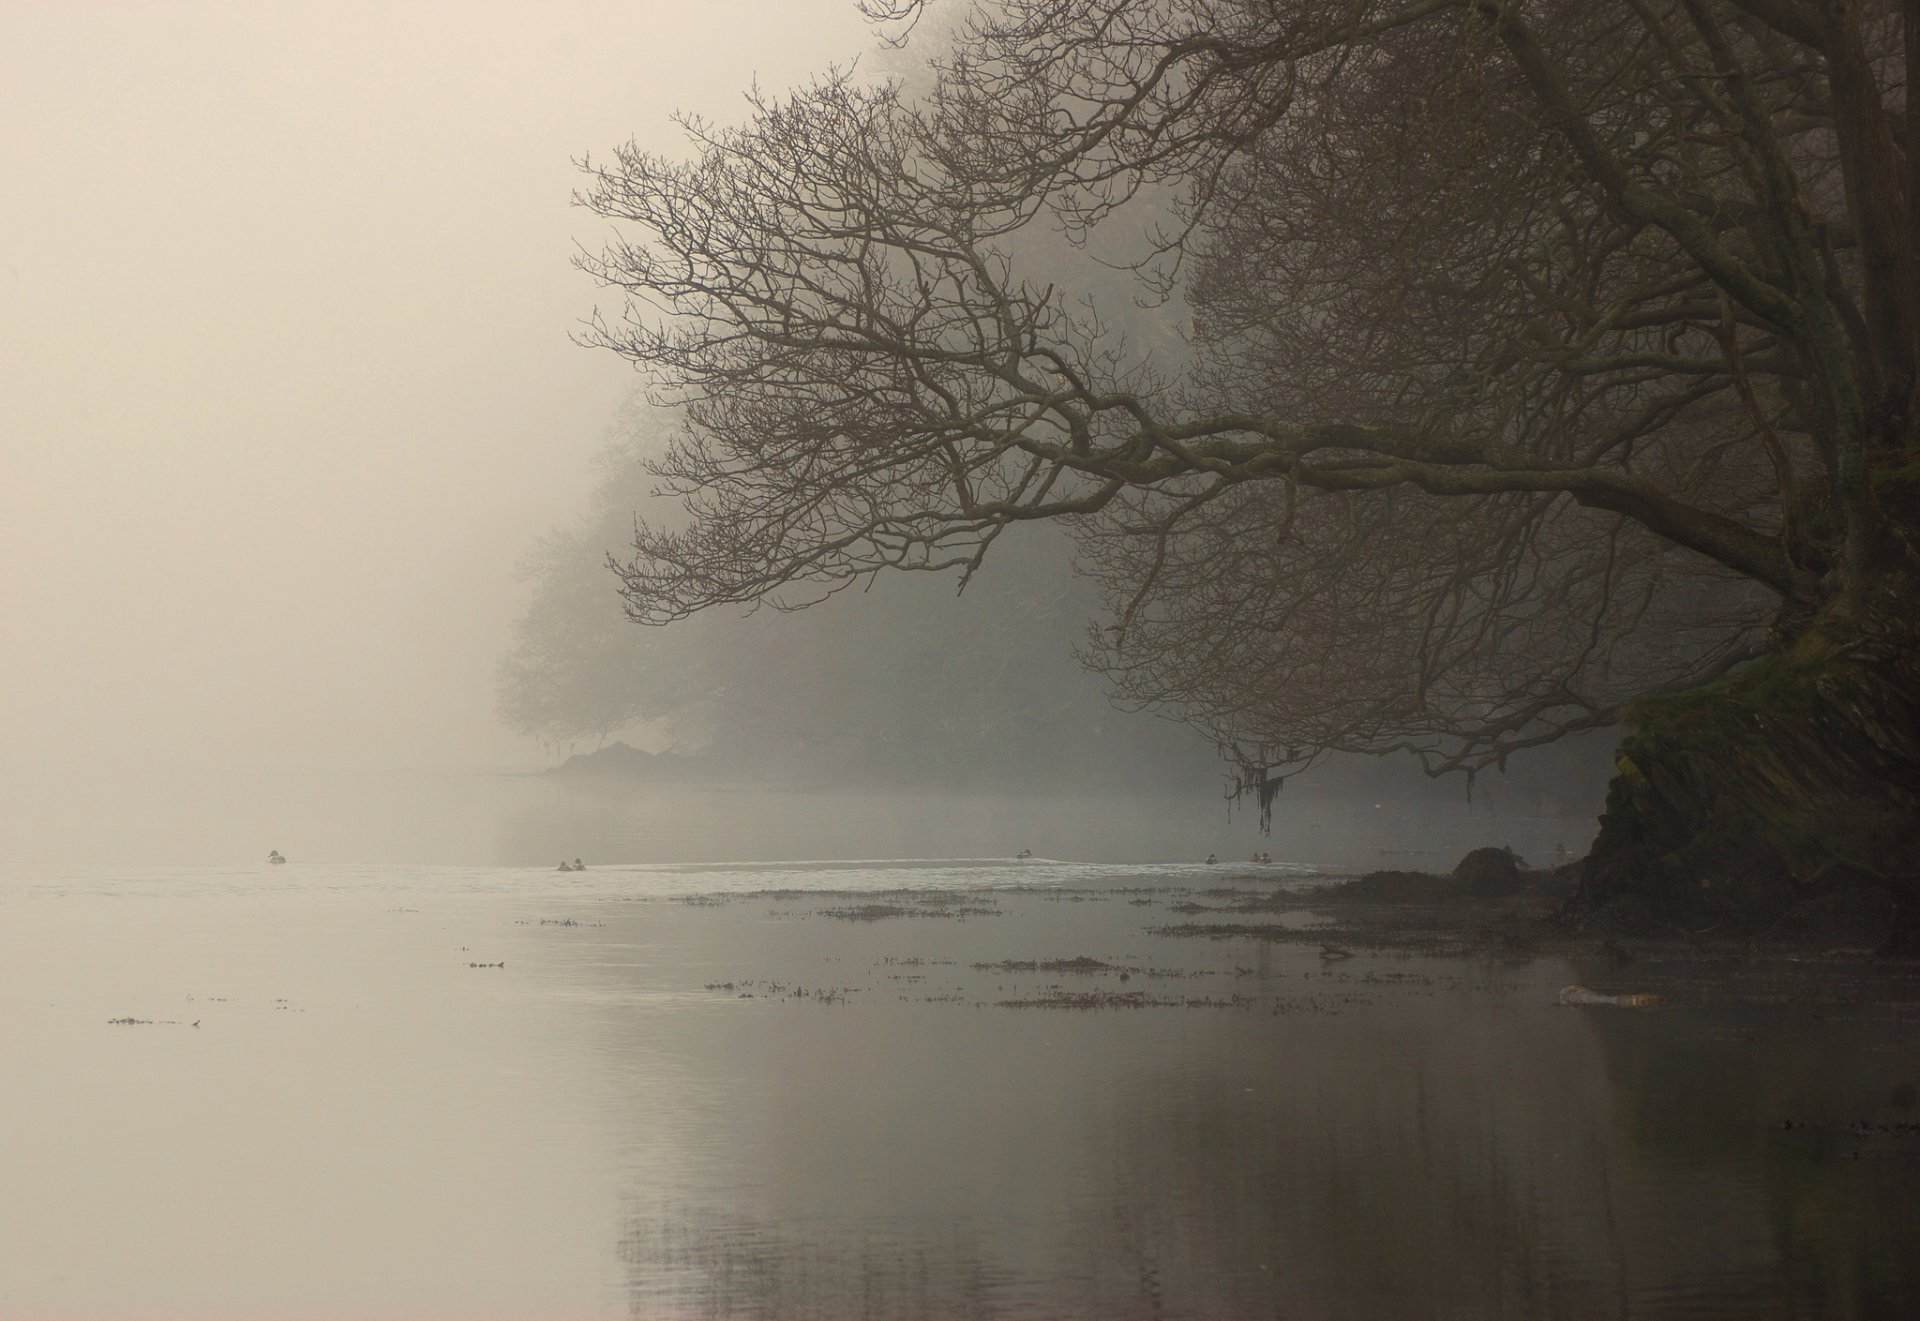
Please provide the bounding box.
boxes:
[3,858,1916,1319]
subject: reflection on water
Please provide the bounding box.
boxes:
[2,861,1914,1319]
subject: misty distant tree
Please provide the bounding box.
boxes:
[499,421,697,753]
[575,1,1918,942]
[500,402,1217,783]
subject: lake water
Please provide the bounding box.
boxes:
[3,856,1916,1319]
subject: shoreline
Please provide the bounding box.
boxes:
[1159,859,1917,984]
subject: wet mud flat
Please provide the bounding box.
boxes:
[653,880,1413,1013]
[1158,865,1920,1008]
[648,874,1920,1023]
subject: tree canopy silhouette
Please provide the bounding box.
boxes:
[576,1,1918,942]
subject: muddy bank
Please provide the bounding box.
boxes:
[1156,866,1573,961]
[1161,845,1910,972]
[650,871,1920,1022]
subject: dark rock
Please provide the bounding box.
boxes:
[1452,846,1523,896]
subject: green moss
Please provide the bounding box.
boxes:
[1621,644,1827,753]
[1583,598,1920,944]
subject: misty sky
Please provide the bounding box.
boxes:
[0,1,880,776]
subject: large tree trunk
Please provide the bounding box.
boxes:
[1575,581,1920,953]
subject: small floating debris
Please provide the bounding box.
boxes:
[1559,984,1663,1008]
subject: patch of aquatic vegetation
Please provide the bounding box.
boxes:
[972,957,1116,973]
[703,979,857,1003]
[1153,922,1327,942]
[817,903,919,920]
[995,990,1178,1009]
[817,898,1001,920]
[991,988,1274,1010]
[1168,891,1321,915]
[1153,920,1474,958]
[108,1015,201,1027]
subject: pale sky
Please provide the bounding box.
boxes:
[0,1,882,774]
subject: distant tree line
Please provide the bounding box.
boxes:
[499,399,1221,787]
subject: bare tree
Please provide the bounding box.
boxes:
[576,1,1918,941]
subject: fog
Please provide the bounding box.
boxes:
[0,2,878,790]
[0,4,1613,869]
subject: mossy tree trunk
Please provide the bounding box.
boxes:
[1581,566,1920,952]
